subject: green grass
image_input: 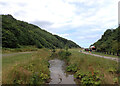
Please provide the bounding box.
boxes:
[2,53,33,68]
[2,46,38,54]
[2,49,51,84]
[59,49,119,84]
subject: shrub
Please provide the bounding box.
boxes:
[58,50,71,60]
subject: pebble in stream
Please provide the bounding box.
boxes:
[49,59,76,84]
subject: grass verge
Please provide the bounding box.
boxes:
[2,49,51,84]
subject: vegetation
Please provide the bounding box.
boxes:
[74,70,104,85]
[2,14,80,49]
[57,49,119,85]
[2,46,38,53]
[92,27,120,55]
[2,49,51,84]
[3,48,119,85]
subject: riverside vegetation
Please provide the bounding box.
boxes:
[52,49,119,85]
[3,48,119,85]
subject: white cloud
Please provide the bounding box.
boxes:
[90,28,102,32]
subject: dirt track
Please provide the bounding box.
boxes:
[82,52,120,62]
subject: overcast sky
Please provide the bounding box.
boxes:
[0,0,119,48]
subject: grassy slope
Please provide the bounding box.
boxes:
[68,49,118,84]
[2,49,51,84]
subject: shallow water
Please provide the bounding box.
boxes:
[49,59,76,84]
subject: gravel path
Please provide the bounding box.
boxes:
[82,52,120,62]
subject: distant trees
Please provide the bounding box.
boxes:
[93,27,120,56]
[2,15,80,49]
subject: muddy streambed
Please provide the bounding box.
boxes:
[49,59,76,84]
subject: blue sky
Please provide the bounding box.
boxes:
[0,0,119,48]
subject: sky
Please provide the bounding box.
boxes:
[0,0,119,48]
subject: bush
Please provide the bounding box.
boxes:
[58,50,71,60]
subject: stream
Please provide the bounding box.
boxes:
[49,59,76,84]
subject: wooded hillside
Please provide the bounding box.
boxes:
[2,14,80,49]
[92,27,120,55]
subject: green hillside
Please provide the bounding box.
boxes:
[2,14,80,49]
[92,27,120,55]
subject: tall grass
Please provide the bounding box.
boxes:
[68,49,119,84]
[2,49,51,84]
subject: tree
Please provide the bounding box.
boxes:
[2,30,19,48]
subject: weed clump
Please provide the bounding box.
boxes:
[66,64,77,72]
[74,70,104,85]
[58,50,71,61]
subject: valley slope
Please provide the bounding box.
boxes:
[2,14,80,49]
